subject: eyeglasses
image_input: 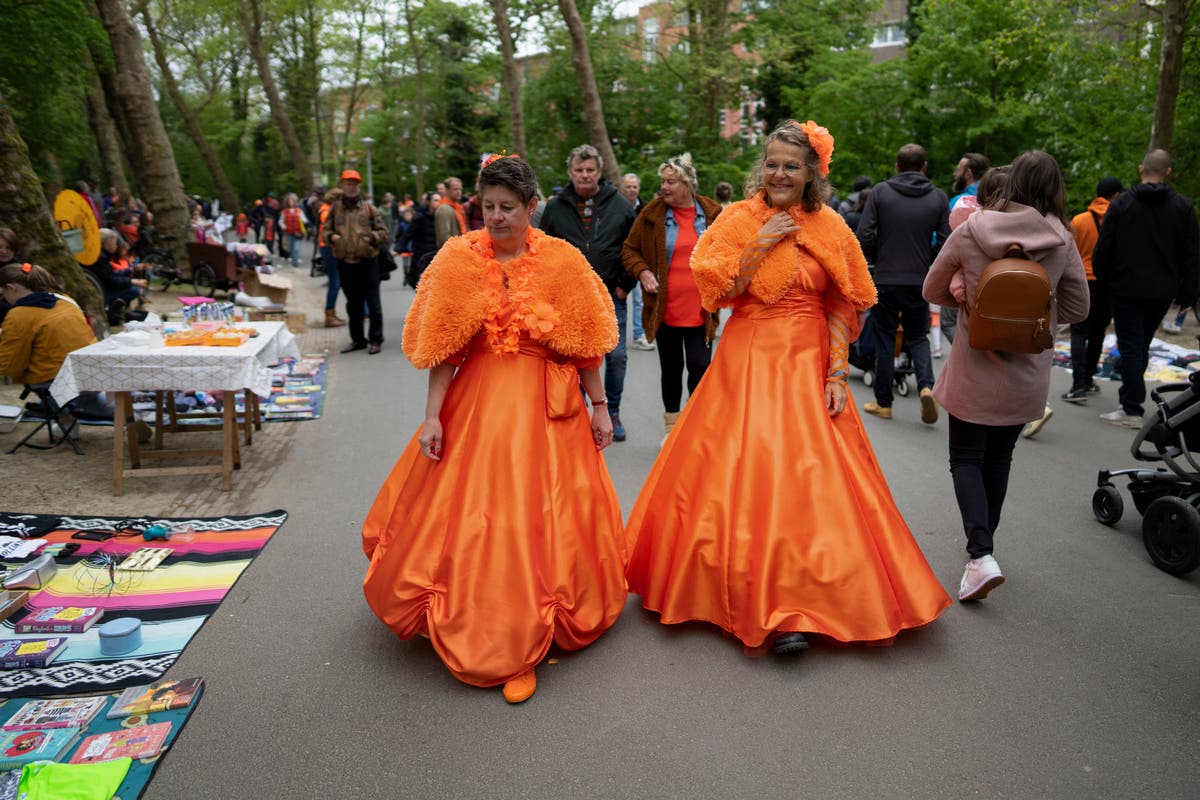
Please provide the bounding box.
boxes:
[764,162,805,177]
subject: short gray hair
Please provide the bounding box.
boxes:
[567,144,603,172]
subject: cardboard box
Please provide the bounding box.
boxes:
[246,309,307,334]
[242,270,292,306]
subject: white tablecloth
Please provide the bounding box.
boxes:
[51,322,301,404]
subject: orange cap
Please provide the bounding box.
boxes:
[340,169,362,182]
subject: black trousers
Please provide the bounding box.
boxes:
[948,413,1023,558]
[1068,280,1111,390]
[1111,295,1174,416]
[655,324,710,413]
[338,257,383,346]
[872,285,935,405]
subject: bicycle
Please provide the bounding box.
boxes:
[139,234,185,291]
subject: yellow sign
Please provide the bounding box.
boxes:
[53,190,101,265]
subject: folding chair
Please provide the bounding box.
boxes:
[6,383,83,456]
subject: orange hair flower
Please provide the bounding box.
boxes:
[21,263,31,273]
[798,120,834,177]
[480,151,522,170]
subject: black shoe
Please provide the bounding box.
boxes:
[367,343,381,355]
[773,632,809,655]
[610,413,626,442]
[1088,382,1101,394]
[1062,387,1089,404]
[107,298,126,326]
[341,341,368,353]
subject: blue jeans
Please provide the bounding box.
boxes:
[606,290,628,414]
[1111,295,1173,416]
[320,245,340,311]
[631,284,645,340]
[284,233,302,266]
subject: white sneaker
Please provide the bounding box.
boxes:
[1099,408,1144,429]
[959,555,1005,601]
[630,335,655,351]
[1021,405,1053,438]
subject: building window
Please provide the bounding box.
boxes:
[644,17,659,63]
[871,23,907,48]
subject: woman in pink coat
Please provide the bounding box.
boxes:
[923,151,1090,602]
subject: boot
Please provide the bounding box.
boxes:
[662,411,680,447]
[325,309,346,328]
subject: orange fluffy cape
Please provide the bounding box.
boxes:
[402,228,618,369]
[691,192,877,311]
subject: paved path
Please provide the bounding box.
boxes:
[144,272,1199,799]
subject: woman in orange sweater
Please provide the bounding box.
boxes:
[0,262,96,386]
[362,155,626,704]
[625,121,950,655]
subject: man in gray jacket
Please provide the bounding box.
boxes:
[856,143,951,424]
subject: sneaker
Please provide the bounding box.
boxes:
[502,669,537,704]
[1161,319,1182,334]
[863,402,892,420]
[1061,387,1089,404]
[931,348,943,359]
[1022,405,1053,438]
[610,413,627,442]
[1099,408,1144,429]
[959,555,1005,601]
[630,335,655,351]
[919,387,938,424]
[1087,383,1101,395]
[772,631,809,655]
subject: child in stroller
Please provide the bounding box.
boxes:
[1093,370,1200,575]
[849,309,916,397]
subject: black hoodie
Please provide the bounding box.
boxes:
[538,179,637,292]
[856,171,951,286]
[1092,182,1200,306]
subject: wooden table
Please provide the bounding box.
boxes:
[50,322,300,495]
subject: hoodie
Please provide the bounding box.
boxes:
[1070,196,1112,280]
[1092,182,1200,306]
[923,204,1090,425]
[856,172,951,286]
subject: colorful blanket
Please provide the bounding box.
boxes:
[0,684,203,800]
[0,511,285,698]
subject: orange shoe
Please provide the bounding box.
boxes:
[502,669,537,704]
[863,402,893,420]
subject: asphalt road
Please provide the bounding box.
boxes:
[146,278,1200,800]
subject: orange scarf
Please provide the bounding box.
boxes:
[691,192,876,311]
[402,228,617,369]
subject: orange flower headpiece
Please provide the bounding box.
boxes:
[795,120,834,178]
[21,263,31,273]
[480,151,522,170]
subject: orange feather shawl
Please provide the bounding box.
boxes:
[402,228,618,369]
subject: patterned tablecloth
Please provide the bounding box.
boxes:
[50,322,301,404]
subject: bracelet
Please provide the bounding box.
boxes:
[589,397,608,406]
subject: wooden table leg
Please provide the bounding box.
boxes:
[112,391,128,496]
[126,395,142,469]
[242,390,254,446]
[154,391,165,450]
[222,397,235,490]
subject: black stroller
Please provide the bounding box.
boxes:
[1093,371,1200,575]
[849,310,916,397]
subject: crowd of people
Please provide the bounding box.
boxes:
[349,120,1198,706]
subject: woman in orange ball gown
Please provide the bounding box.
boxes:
[625,121,951,654]
[363,156,627,702]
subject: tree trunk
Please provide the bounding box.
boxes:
[236,0,312,194]
[94,0,189,267]
[1149,0,1194,151]
[556,0,621,183]
[338,8,370,170]
[302,0,326,179]
[0,94,101,317]
[403,0,429,197]
[83,51,129,196]
[490,0,526,157]
[142,9,240,214]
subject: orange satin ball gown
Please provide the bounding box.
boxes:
[625,259,951,648]
[362,335,627,687]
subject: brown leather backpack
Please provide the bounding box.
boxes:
[968,245,1054,354]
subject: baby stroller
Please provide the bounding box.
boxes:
[1092,371,1200,575]
[849,310,916,397]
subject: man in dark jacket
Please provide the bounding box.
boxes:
[539,145,637,441]
[857,143,951,425]
[1093,149,1200,427]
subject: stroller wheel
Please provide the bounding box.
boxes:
[862,370,874,388]
[1092,485,1124,525]
[895,378,910,397]
[1141,495,1200,575]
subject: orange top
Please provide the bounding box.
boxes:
[1071,196,1111,281]
[664,205,703,327]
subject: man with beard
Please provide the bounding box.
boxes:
[941,153,991,345]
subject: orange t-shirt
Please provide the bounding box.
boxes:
[664,205,703,327]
